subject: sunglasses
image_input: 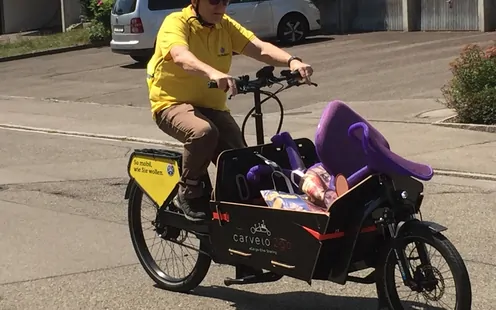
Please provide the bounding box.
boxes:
[207,0,230,5]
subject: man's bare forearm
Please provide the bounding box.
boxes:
[243,39,292,67]
[258,42,293,67]
[170,46,218,78]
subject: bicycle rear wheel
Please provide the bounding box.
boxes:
[128,181,211,292]
[378,225,472,309]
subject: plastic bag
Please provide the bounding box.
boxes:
[299,163,337,210]
[259,164,338,213]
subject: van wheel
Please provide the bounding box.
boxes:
[131,55,150,64]
[277,13,309,45]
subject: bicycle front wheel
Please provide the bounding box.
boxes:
[378,226,472,309]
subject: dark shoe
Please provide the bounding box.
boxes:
[173,194,209,222]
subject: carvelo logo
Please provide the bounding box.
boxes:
[233,220,271,246]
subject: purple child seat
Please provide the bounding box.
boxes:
[315,100,434,188]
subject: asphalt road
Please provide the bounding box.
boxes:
[0,31,495,115]
[0,128,495,310]
[1,31,495,310]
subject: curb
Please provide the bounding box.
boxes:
[0,42,108,63]
[433,169,496,182]
[432,115,496,133]
[1,123,495,182]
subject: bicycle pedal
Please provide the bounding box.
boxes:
[224,276,255,286]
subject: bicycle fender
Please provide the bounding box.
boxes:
[394,219,447,238]
[124,178,135,200]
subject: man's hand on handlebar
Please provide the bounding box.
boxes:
[208,71,238,96]
[289,60,314,85]
[206,65,317,95]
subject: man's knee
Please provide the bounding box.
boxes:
[191,121,219,145]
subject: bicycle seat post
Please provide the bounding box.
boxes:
[253,89,265,145]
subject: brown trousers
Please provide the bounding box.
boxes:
[155,103,245,199]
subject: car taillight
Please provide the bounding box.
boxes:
[130,18,144,33]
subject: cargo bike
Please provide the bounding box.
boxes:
[125,66,472,309]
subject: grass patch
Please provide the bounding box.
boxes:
[0,28,92,58]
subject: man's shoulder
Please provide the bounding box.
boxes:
[221,14,237,27]
[164,11,187,23]
[158,10,191,33]
[221,14,251,32]
[221,14,255,41]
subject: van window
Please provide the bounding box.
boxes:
[113,0,137,15]
[148,0,189,11]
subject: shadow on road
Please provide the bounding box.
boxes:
[178,285,443,310]
[191,285,379,309]
[274,35,335,48]
[121,62,146,69]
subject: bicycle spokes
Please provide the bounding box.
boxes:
[394,242,457,309]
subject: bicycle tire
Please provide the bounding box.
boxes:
[128,181,212,292]
[377,225,472,309]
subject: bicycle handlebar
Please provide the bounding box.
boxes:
[206,65,317,93]
[205,65,318,147]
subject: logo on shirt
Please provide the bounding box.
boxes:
[218,46,230,57]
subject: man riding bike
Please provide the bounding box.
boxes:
[147,0,314,222]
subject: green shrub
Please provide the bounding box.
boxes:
[80,0,94,21]
[88,21,111,42]
[88,0,115,43]
[440,43,496,125]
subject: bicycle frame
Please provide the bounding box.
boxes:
[124,66,472,309]
[253,89,265,145]
[123,57,473,309]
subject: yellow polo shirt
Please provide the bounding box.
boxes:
[147,5,256,118]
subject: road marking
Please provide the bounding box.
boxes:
[0,94,146,109]
[433,170,496,182]
[0,123,182,148]
[0,95,248,117]
[1,123,495,181]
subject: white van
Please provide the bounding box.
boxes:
[110,0,321,63]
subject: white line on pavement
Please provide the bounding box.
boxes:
[0,94,146,109]
[0,123,181,148]
[433,170,496,182]
[1,123,495,182]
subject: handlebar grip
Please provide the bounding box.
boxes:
[290,70,302,77]
[207,81,218,88]
[281,69,302,78]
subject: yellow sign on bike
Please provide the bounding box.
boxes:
[128,153,180,206]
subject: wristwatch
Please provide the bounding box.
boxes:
[287,56,302,67]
